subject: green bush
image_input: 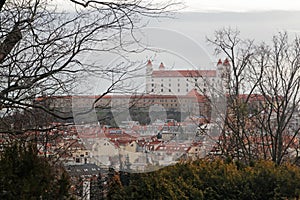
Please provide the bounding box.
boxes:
[0,142,71,200]
[111,159,300,200]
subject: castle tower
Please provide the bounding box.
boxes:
[146,59,153,93]
[159,62,165,70]
[216,58,231,95]
[216,58,223,78]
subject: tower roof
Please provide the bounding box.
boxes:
[159,62,165,70]
[146,59,152,67]
[217,59,222,66]
[223,58,230,66]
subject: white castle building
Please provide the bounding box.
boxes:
[145,59,230,96]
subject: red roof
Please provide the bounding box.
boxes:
[186,89,209,103]
[152,70,216,77]
[159,62,165,70]
[223,58,230,66]
[238,94,266,102]
[147,60,152,67]
[217,59,222,66]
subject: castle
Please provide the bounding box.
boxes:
[145,58,230,96]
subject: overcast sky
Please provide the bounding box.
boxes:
[55,0,300,12]
[58,1,300,94]
[181,0,300,12]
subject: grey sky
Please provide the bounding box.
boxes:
[181,0,300,12]
[58,1,300,94]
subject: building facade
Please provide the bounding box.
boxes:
[145,59,230,96]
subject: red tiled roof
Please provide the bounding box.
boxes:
[238,94,267,102]
[152,70,216,77]
[147,60,152,67]
[223,58,230,66]
[186,89,209,103]
[217,59,222,66]
[159,62,165,70]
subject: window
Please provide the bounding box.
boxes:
[161,84,163,87]
[161,89,163,92]
[178,89,180,92]
[151,89,154,92]
[169,89,171,92]
[178,83,180,87]
[169,83,171,87]
[151,83,154,87]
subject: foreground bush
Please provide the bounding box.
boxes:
[112,159,300,200]
[0,142,71,200]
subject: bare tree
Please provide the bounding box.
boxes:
[207,28,300,165]
[206,27,262,163]
[252,33,300,165]
[0,0,178,135]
